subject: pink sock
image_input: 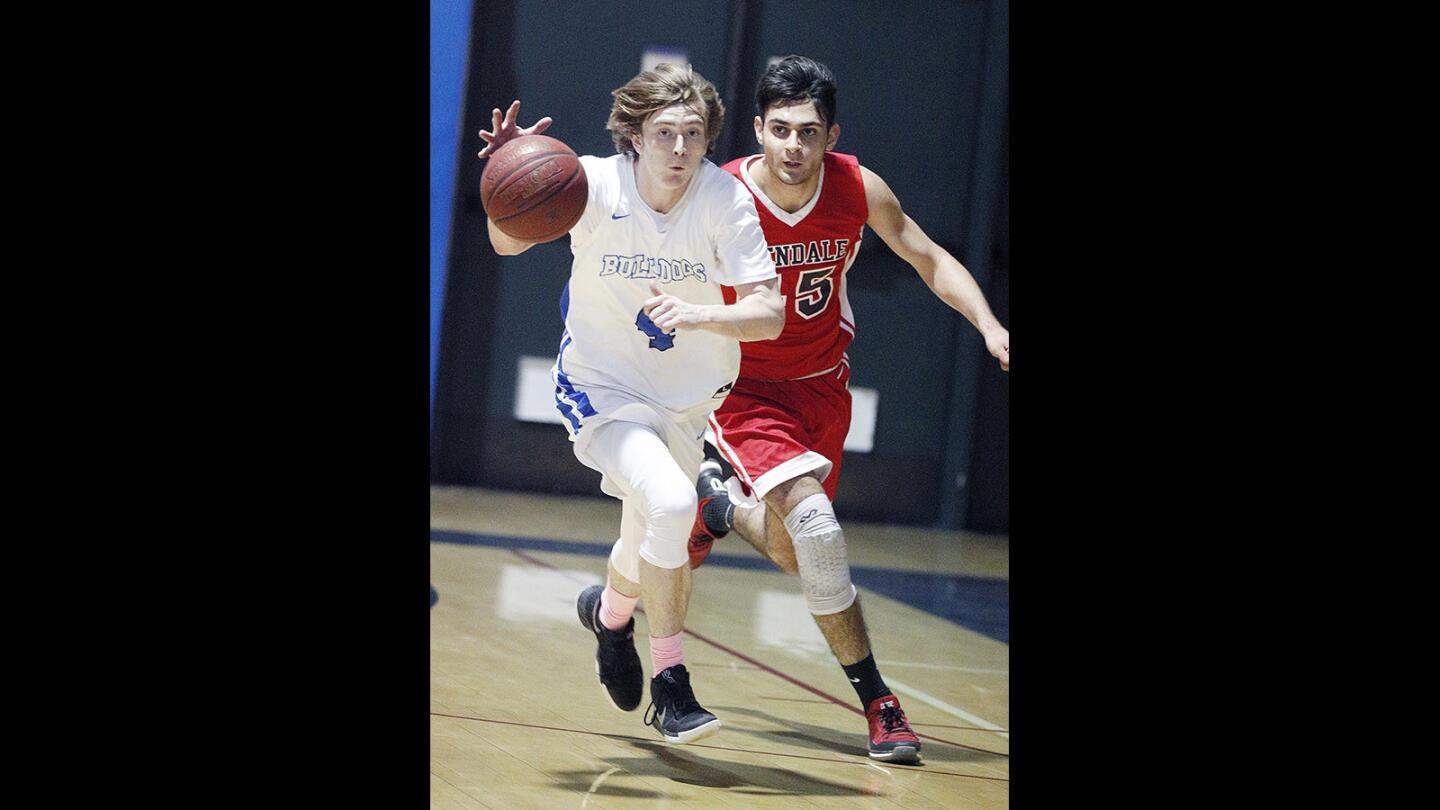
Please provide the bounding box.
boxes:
[599,586,638,631]
[649,631,684,674]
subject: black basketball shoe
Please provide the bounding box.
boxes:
[576,585,644,712]
[643,664,722,744]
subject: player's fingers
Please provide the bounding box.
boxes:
[528,117,553,135]
[649,281,663,297]
[478,130,493,142]
[505,99,522,127]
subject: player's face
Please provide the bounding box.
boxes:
[754,100,839,186]
[632,104,708,191]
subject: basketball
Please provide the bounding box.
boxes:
[481,134,588,243]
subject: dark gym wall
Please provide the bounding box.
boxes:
[432,0,1009,531]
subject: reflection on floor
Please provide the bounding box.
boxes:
[431,486,1009,808]
[431,529,1008,642]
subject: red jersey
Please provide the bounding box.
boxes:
[720,152,868,381]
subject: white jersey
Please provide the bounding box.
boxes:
[554,153,776,439]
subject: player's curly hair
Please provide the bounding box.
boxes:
[607,63,725,156]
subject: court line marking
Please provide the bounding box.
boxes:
[762,696,1005,733]
[883,676,1010,738]
[506,547,1009,757]
[883,661,1009,675]
[579,766,619,810]
[430,711,1008,783]
[866,762,894,778]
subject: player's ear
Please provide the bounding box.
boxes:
[826,123,840,152]
[631,131,644,154]
[753,116,764,145]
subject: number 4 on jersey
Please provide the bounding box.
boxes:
[635,308,676,351]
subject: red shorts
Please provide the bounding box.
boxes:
[707,363,851,503]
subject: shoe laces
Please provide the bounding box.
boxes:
[648,666,703,721]
[669,668,704,714]
[878,703,910,734]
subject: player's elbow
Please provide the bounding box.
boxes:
[733,283,785,341]
[758,309,785,341]
[747,298,785,341]
[761,287,787,339]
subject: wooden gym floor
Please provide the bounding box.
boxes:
[430,485,1010,808]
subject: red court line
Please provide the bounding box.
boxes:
[431,711,1008,783]
[505,547,1007,758]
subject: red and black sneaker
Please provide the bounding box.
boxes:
[687,461,733,569]
[865,694,922,763]
[687,496,725,568]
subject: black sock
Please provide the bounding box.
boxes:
[700,491,733,536]
[698,455,733,535]
[842,653,891,709]
[702,440,724,463]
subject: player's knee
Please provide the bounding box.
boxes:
[784,494,856,615]
[649,481,697,536]
[770,536,801,576]
[793,527,856,614]
[640,479,697,567]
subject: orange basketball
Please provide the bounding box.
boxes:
[480,135,588,243]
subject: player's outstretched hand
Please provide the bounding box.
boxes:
[478,100,553,159]
[644,282,703,331]
[985,327,1009,371]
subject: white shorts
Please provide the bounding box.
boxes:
[568,399,708,579]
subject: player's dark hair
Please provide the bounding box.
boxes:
[755,55,837,128]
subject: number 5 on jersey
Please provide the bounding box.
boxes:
[794,265,836,319]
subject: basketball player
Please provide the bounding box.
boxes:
[477,65,783,745]
[687,56,1010,764]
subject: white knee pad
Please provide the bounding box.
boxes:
[784,494,857,615]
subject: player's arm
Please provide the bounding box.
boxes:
[479,100,553,256]
[487,219,535,255]
[861,165,1009,371]
[643,278,785,342]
